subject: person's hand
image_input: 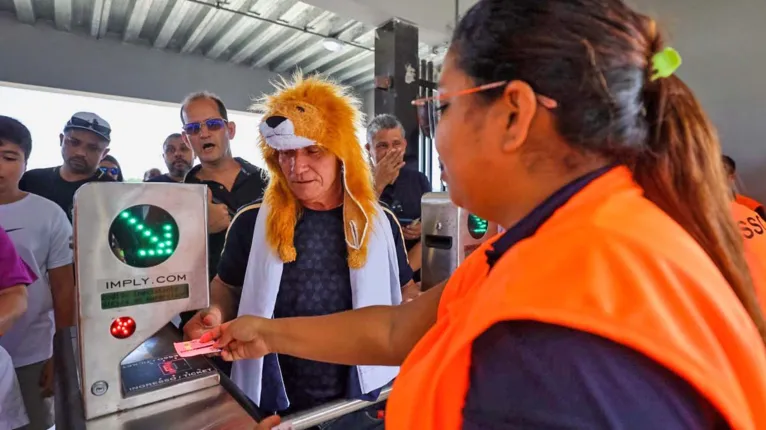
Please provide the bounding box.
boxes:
[254,415,281,430]
[39,358,54,398]
[215,414,281,430]
[402,221,421,241]
[373,149,405,193]
[201,315,271,361]
[402,281,422,303]
[208,188,232,234]
[183,306,223,340]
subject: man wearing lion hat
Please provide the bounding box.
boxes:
[185,75,417,424]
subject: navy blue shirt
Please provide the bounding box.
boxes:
[379,168,431,250]
[219,202,412,412]
[464,166,726,429]
[184,158,267,281]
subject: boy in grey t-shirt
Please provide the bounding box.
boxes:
[0,115,75,430]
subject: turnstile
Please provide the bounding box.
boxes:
[421,192,500,290]
[54,182,261,429]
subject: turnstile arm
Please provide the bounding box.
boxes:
[276,387,391,430]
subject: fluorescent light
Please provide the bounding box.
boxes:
[322,38,344,52]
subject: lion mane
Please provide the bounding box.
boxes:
[252,73,376,269]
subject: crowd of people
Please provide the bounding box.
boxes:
[3,0,766,429]
[0,84,430,429]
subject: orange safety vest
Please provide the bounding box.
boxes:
[387,166,766,430]
[732,201,766,311]
[736,194,765,213]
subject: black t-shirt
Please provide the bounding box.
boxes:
[184,158,267,280]
[19,166,113,223]
[145,173,180,183]
[379,168,432,250]
[218,202,412,412]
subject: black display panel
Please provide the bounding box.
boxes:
[100,284,190,310]
[121,354,216,396]
[109,204,179,268]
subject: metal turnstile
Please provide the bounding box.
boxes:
[420,192,500,290]
[55,182,262,429]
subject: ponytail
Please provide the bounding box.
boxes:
[634,72,766,344]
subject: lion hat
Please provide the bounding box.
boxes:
[253,74,377,269]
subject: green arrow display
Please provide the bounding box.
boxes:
[119,211,176,258]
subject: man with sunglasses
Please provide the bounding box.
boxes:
[179,92,267,330]
[19,112,113,223]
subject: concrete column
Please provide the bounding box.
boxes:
[374,18,420,170]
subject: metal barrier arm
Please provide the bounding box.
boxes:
[53,327,87,430]
[275,387,392,430]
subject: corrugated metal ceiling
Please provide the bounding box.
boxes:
[1,0,446,89]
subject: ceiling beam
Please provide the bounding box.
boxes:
[336,61,373,83]
[154,0,196,49]
[346,70,374,88]
[247,8,326,69]
[269,11,336,72]
[90,0,113,38]
[207,0,302,61]
[53,0,72,31]
[181,0,249,54]
[320,50,374,79]
[124,0,155,42]
[12,0,34,24]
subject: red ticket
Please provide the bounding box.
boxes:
[173,339,221,357]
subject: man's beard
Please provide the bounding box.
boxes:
[168,160,192,177]
[66,157,94,175]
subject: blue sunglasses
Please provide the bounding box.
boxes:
[99,166,119,176]
[183,118,227,135]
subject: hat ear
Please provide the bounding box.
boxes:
[264,177,298,263]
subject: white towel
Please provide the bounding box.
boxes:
[231,200,401,408]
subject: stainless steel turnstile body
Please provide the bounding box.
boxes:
[420,192,500,289]
[55,182,260,429]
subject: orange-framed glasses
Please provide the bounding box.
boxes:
[411,81,558,137]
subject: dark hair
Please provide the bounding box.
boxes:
[100,154,125,182]
[453,0,766,342]
[163,133,183,150]
[180,92,228,124]
[722,155,736,175]
[0,115,32,161]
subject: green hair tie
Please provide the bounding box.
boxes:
[651,47,683,81]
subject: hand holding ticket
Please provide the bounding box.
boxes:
[173,339,221,358]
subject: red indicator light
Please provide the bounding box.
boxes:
[110,317,136,339]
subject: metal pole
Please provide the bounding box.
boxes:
[455,0,459,27]
[276,387,392,430]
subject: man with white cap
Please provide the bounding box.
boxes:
[20,112,114,223]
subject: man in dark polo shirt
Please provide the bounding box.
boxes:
[179,91,267,280]
[178,92,266,335]
[367,114,432,277]
[19,112,114,223]
[146,133,195,183]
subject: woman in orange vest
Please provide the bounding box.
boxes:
[202,0,766,428]
[732,200,766,310]
[724,155,766,218]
